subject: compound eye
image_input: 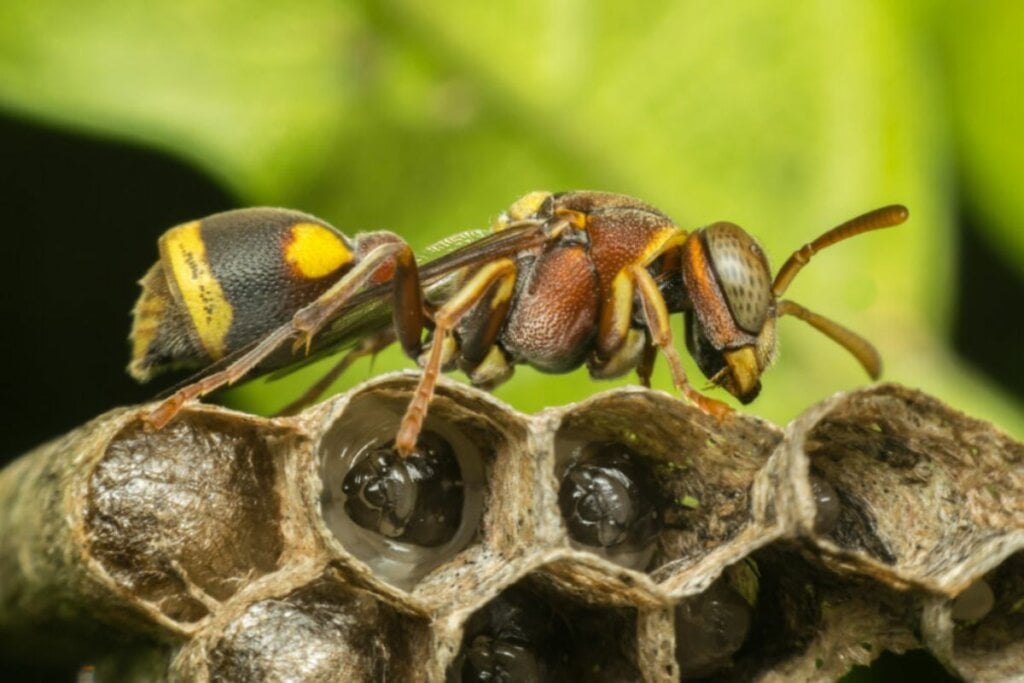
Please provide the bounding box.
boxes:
[702,223,773,334]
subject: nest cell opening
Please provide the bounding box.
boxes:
[318,391,489,590]
[86,412,285,623]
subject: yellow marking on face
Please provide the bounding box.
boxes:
[724,346,760,397]
[162,221,233,359]
[285,222,352,279]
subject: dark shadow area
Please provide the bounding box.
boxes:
[841,649,961,682]
[952,204,1024,402]
[0,113,235,462]
[0,112,233,681]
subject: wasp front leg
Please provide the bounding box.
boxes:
[631,266,731,419]
[146,238,426,428]
[588,262,730,418]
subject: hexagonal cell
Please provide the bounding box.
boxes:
[672,545,920,681]
[551,388,784,580]
[445,576,643,682]
[928,551,1024,682]
[789,384,1024,592]
[85,409,288,624]
[312,374,529,593]
[191,577,426,681]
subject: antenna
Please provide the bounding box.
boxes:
[777,300,883,379]
[772,205,909,298]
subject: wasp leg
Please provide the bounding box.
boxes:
[146,241,424,429]
[632,265,732,419]
[395,258,518,456]
[275,330,397,416]
[462,345,514,390]
[291,240,424,358]
[593,268,640,364]
[589,328,646,380]
[453,254,518,389]
[589,233,683,382]
[592,229,687,365]
[636,336,658,388]
[455,259,516,367]
[144,322,303,428]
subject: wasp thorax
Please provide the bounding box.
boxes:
[558,443,660,550]
[342,432,464,547]
[702,222,773,334]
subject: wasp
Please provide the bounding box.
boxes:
[129,191,907,455]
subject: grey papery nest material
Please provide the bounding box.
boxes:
[0,374,1020,682]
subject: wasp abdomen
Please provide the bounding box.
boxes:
[129,208,354,382]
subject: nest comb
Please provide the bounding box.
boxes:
[0,373,1021,682]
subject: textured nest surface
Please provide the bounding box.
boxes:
[0,374,1021,682]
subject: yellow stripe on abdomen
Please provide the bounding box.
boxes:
[161,221,233,360]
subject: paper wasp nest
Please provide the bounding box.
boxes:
[0,374,1021,682]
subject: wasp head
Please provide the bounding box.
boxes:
[680,222,777,403]
[679,205,908,404]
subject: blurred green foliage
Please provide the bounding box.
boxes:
[0,0,1021,447]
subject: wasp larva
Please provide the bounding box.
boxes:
[342,431,464,547]
[809,473,841,535]
[558,443,660,550]
[675,577,753,678]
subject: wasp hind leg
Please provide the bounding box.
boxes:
[636,337,658,388]
[394,258,517,456]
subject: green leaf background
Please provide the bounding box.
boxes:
[1,1,1020,679]
[2,1,1020,438]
